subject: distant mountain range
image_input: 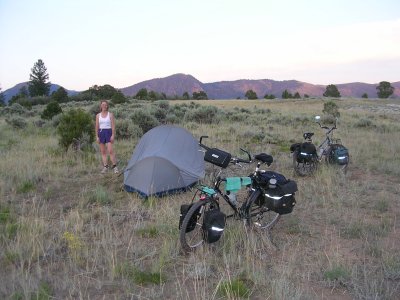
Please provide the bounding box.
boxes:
[3,74,399,103]
[119,74,400,99]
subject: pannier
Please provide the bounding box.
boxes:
[204,148,231,168]
[179,204,201,232]
[328,144,349,165]
[263,180,297,214]
[202,208,226,243]
[290,143,301,153]
[296,142,317,163]
[257,171,287,187]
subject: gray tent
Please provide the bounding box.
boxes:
[124,125,205,197]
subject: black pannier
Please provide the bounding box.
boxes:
[328,144,349,165]
[202,209,226,243]
[179,204,200,232]
[263,180,297,214]
[204,148,231,168]
[257,171,287,187]
[290,143,301,153]
[296,142,317,163]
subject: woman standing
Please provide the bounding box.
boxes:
[95,100,118,173]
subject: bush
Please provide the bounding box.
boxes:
[130,109,160,134]
[116,119,143,139]
[5,116,28,129]
[184,105,221,124]
[41,101,63,120]
[57,109,94,150]
[0,103,27,116]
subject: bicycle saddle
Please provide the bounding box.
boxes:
[303,132,314,140]
[254,153,273,166]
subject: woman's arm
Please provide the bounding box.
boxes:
[95,114,99,143]
[110,113,115,143]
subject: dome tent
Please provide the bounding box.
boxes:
[124,125,205,197]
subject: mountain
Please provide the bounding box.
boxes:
[120,73,206,97]
[120,74,400,99]
[3,75,399,103]
[2,82,79,104]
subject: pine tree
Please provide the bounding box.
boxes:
[28,59,51,97]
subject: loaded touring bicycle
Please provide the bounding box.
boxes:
[179,136,298,252]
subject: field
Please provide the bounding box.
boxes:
[1,98,399,299]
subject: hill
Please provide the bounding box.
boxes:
[2,82,79,104]
[120,74,400,99]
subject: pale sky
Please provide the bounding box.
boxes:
[1,0,399,91]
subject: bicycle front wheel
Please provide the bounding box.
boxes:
[246,189,281,230]
[179,199,216,253]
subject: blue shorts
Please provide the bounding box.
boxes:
[98,129,112,144]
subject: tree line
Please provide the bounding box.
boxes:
[0,59,396,107]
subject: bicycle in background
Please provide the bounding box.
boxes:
[290,116,349,176]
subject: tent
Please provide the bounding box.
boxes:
[124,125,205,197]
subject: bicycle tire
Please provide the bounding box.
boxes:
[179,199,217,253]
[246,189,281,230]
[292,150,317,176]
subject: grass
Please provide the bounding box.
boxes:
[0,98,399,299]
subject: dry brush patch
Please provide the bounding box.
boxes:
[0,98,399,299]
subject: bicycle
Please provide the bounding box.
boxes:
[179,136,298,253]
[290,115,349,176]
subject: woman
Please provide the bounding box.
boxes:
[95,100,118,173]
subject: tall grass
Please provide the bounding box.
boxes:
[0,98,399,299]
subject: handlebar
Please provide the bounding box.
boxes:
[198,136,272,166]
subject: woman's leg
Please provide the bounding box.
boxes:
[99,143,108,166]
[107,142,117,166]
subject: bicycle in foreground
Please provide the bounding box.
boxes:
[179,136,298,253]
[290,115,349,176]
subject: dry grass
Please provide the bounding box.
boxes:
[1,98,399,299]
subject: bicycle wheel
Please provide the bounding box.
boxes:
[292,150,317,176]
[246,189,281,230]
[179,199,217,253]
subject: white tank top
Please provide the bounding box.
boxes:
[99,112,112,129]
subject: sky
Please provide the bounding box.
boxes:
[1,0,399,91]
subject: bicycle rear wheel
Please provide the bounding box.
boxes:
[246,189,281,230]
[293,150,317,176]
[179,199,217,253]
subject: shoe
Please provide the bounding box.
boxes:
[101,165,109,174]
[113,166,119,174]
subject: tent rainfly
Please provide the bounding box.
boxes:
[123,125,205,197]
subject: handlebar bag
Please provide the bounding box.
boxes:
[179,204,201,233]
[328,144,349,165]
[203,208,226,243]
[296,142,317,163]
[204,148,231,168]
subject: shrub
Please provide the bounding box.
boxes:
[354,118,374,128]
[130,109,160,134]
[184,105,221,124]
[5,116,28,129]
[41,101,63,120]
[323,100,340,118]
[57,109,94,150]
[0,103,27,116]
[116,119,143,139]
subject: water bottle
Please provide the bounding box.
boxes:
[228,192,238,206]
